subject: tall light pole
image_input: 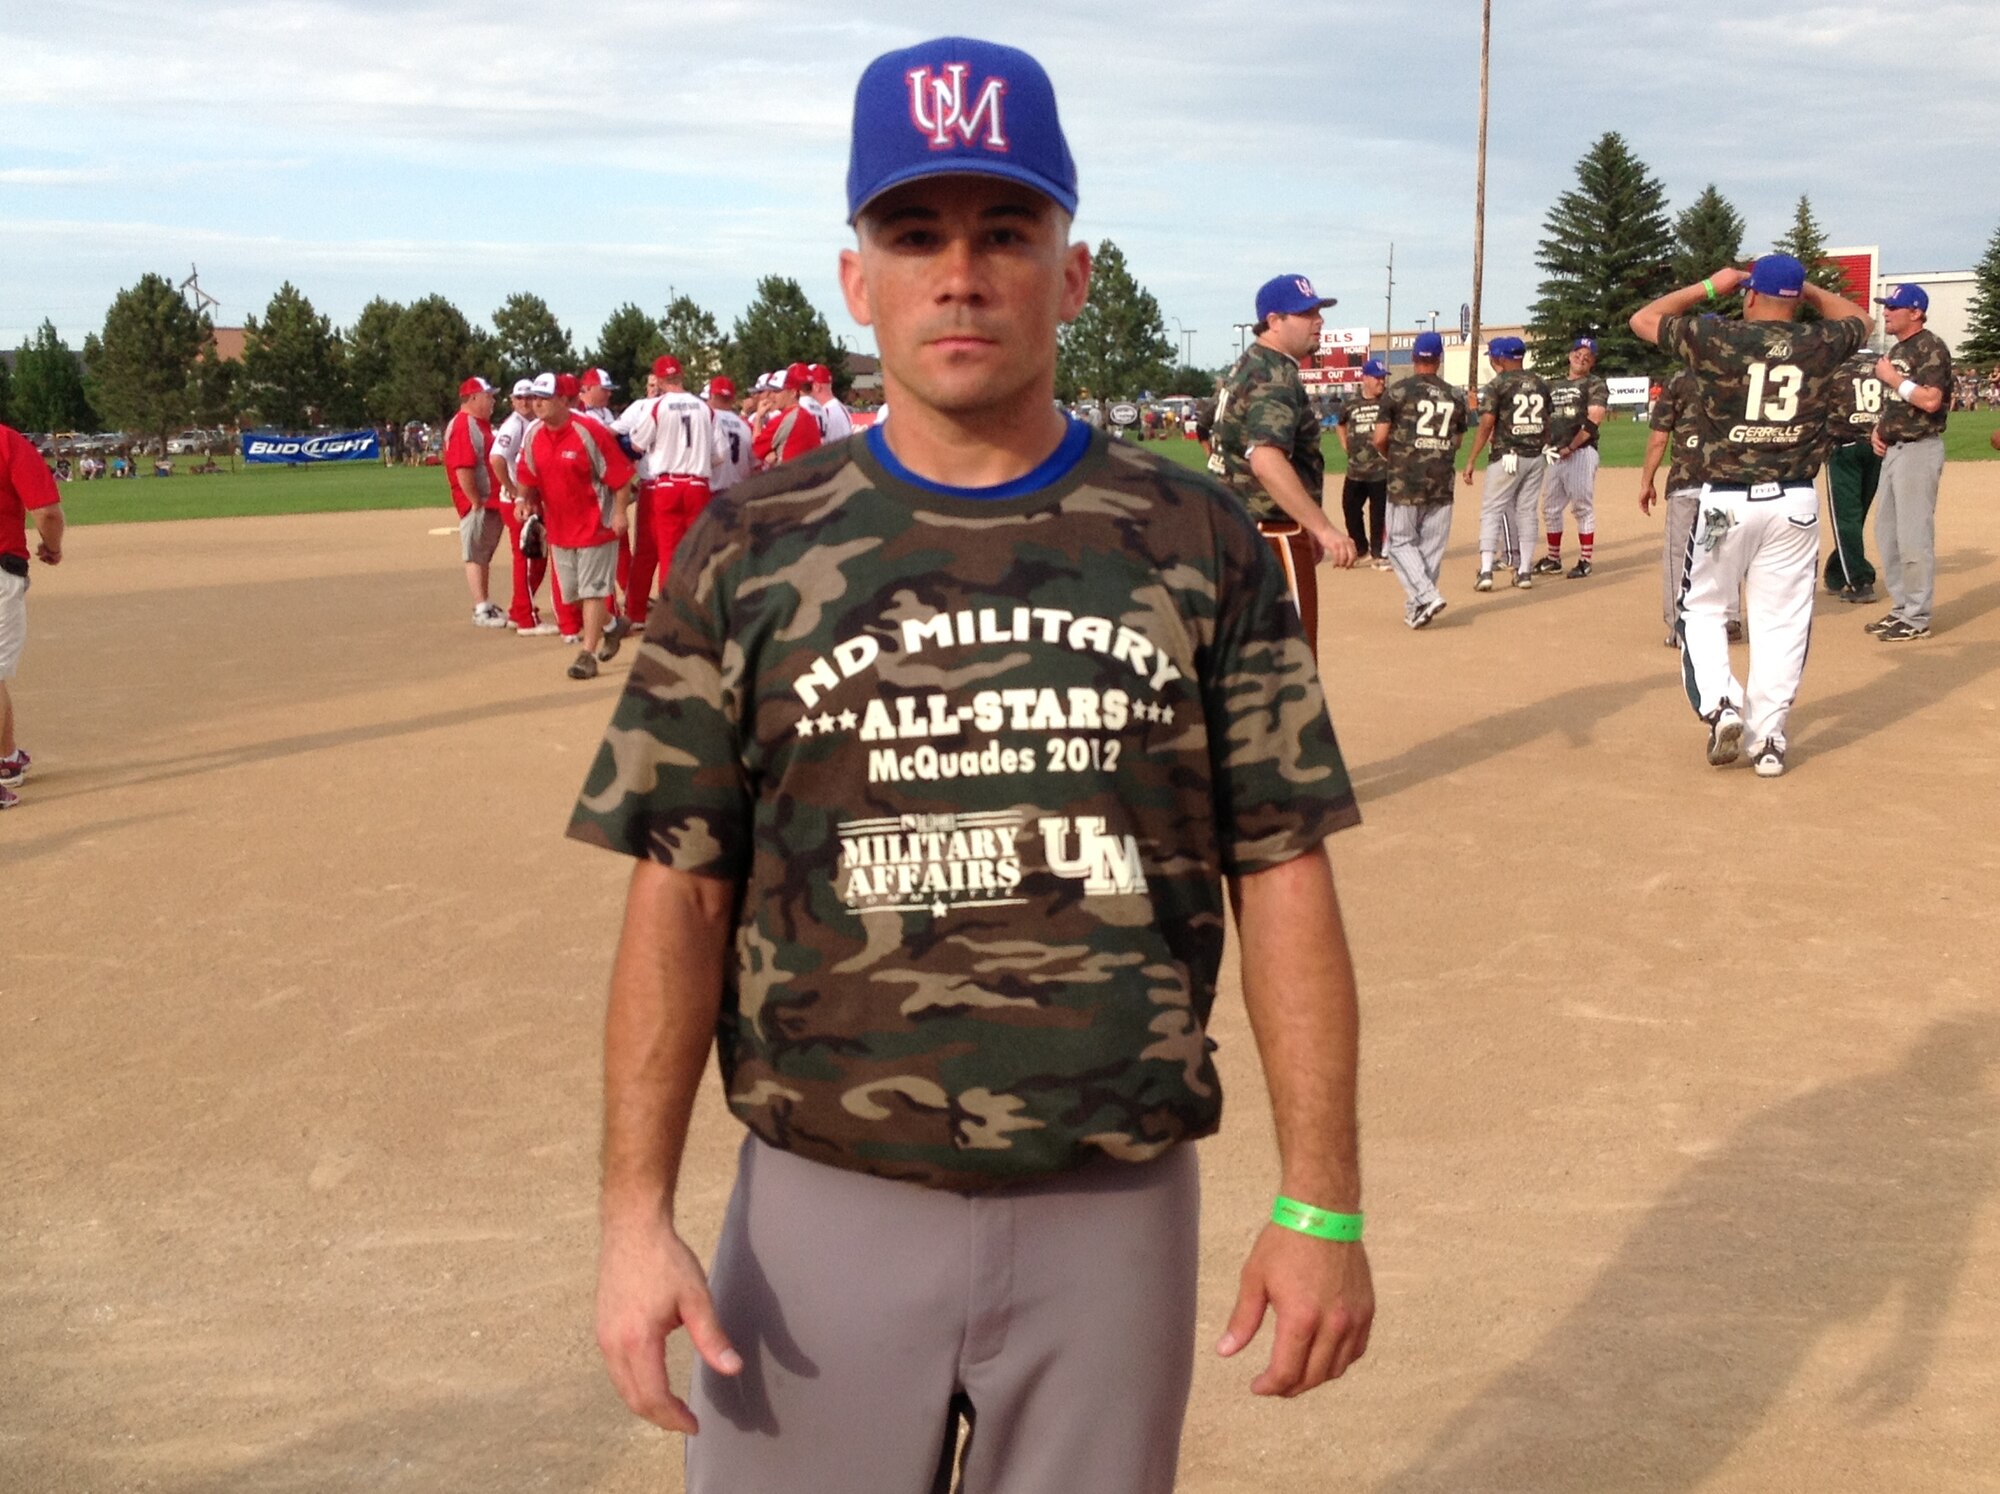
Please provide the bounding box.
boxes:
[1468,0,1492,383]
[1384,242,1395,361]
[1172,317,1198,365]
[1233,322,1256,355]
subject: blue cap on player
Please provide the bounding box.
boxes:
[1746,254,1807,299]
[1571,336,1598,353]
[1413,330,1445,359]
[1361,357,1387,379]
[1255,274,1338,322]
[1876,282,1929,312]
[1488,336,1524,360]
[847,37,1078,223]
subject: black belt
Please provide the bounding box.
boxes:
[1708,476,1816,497]
[0,553,27,579]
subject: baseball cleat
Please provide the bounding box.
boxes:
[1474,570,1494,591]
[1752,741,1786,778]
[1567,557,1594,579]
[1878,618,1930,642]
[1372,556,1392,570]
[1532,555,1563,575]
[1412,598,1447,629]
[516,621,560,636]
[1848,584,1877,604]
[1513,571,1533,590]
[0,784,18,810]
[1705,704,1744,767]
[567,649,600,680]
[0,749,29,788]
[472,602,509,628]
[1864,613,1898,636]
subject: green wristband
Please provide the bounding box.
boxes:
[1271,1196,1364,1241]
[1703,277,1718,302]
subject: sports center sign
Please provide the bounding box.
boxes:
[241,429,382,464]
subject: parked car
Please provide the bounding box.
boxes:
[167,429,209,454]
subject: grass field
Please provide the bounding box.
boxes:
[50,411,2000,525]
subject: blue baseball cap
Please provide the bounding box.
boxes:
[1488,336,1525,360]
[1571,336,1598,353]
[1877,282,1929,312]
[1255,274,1337,323]
[847,38,1077,223]
[1746,254,1806,299]
[1412,330,1444,359]
[1361,357,1387,379]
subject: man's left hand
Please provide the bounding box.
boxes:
[1217,1224,1374,1397]
[1314,528,1359,569]
[1874,357,1900,387]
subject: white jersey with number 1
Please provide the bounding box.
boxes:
[620,392,713,480]
[710,409,755,492]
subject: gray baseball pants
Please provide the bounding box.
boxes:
[1875,435,1946,628]
[1386,500,1454,617]
[1479,457,1543,569]
[1543,446,1599,539]
[687,1135,1200,1494]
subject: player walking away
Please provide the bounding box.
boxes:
[489,379,561,635]
[1335,359,1392,569]
[1535,337,1610,577]
[1375,330,1469,628]
[1868,284,1953,641]
[1822,348,1884,605]
[808,363,854,440]
[515,372,635,680]
[618,355,714,630]
[705,377,754,495]
[1640,368,1740,647]
[1210,274,1360,658]
[0,421,65,810]
[580,38,1372,1491]
[444,376,509,628]
[1459,335,1547,590]
[1631,255,1872,778]
[751,363,823,469]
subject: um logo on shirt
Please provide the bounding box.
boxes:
[1040,816,1146,897]
[906,64,1009,151]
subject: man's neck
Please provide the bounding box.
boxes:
[875,377,1070,489]
[1254,332,1299,366]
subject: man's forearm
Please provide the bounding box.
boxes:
[1463,417,1495,472]
[1640,431,1668,490]
[1631,280,1712,345]
[1801,279,1872,331]
[33,506,65,548]
[1231,846,1361,1210]
[1247,447,1334,537]
[602,860,736,1227]
[489,456,516,501]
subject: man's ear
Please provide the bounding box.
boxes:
[1058,240,1093,325]
[839,247,874,328]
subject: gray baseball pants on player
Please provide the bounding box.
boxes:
[1543,446,1598,539]
[687,1135,1199,1494]
[1875,434,1946,629]
[1479,457,1543,570]
[1386,500,1454,620]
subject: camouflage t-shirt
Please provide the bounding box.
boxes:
[1478,370,1553,458]
[568,430,1360,1192]
[1659,313,1867,484]
[1547,373,1611,449]
[1876,328,1953,444]
[1378,373,1469,506]
[1338,396,1388,482]
[1648,370,1704,491]
[1209,342,1325,524]
[1827,350,1886,448]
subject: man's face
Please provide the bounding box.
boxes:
[646,375,662,397]
[467,390,495,420]
[511,395,533,418]
[1361,374,1384,397]
[582,387,611,409]
[1884,305,1921,339]
[1266,309,1323,362]
[1569,347,1594,376]
[840,175,1090,419]
[534,395,569,427]
[812,380,835,402]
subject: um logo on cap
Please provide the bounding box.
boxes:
[1295,278,1316,297]
[906,64,1009,151]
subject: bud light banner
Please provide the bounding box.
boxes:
[240,429,381,464]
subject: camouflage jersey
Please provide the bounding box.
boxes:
[1337,395,1388,482]
[1876,327,1953,445]
[1478,370,1553,458]
[1648,370,1705,492]
[1209,341,1324,525]
[1547,373,1610,450]
[568,427,1360,1191]
[1827,350,1886,450]
[1378,372,1469,506]
[1659,313,1867,485]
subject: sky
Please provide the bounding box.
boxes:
[4,0,1997,372]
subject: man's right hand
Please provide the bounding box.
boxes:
[1313,526,1358,569]
[36,541,61,565]
[1639,482,1657,515]
[596,1213,743,1433]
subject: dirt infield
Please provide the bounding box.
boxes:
[6,467,2000,1493]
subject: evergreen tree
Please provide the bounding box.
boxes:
[660,294,729,389]
[1525,132,1676,376]
[0,354,12,428]
[242,282,345,429]
[92,275,207,454]
[1769,195,1850,322]
[190,343,240,434]
[344,298,404,423]
[383,295,481,424]
[727,277,847,391]
[1672,184,1746,284]
[490,292,575,387]
[1958,222,2000,368]
[1056,240,1175,401]
[12,321,97,432]
[591,303,668,395]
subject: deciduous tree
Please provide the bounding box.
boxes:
[344,298,404,423]
[660,294,729,389]
[11,321,97,433]
[727,277,846,392]
[91,274,206,454]
[490,292,575,388]
[384,295,481,424]
[590,303,669,397]
[1056,240,1174,402]
[242,282,345,429]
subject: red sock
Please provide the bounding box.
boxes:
[1546,532,1563,554]
[1580,531,1595,561]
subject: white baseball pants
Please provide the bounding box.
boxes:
[1678,482,1819,752]
[1543,446,1598,537]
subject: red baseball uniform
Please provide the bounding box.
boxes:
[752,403,823,468]
[518,416,635,550]
[443,411,496,517]
[2,425,62,561]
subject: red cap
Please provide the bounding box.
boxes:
[458,376,495,398]
[651,354,684,380]
[807,363,833,384]
[554,372,581,400]
[705,376,736,402]
[780,361,814,390]
[579,367,616,391]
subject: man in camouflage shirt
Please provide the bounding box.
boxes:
[1639,367,1739,645]
[1535,337,1611,577]
[1867,283,1954,640]
[1458,335,1547,590]
[582,38,1374,1492]
[1632,254,1872,777]
[1210,273,1360,657]
[1823,347,1885,604]
[1373,331,1469,628]
[1336,358,1392,569]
